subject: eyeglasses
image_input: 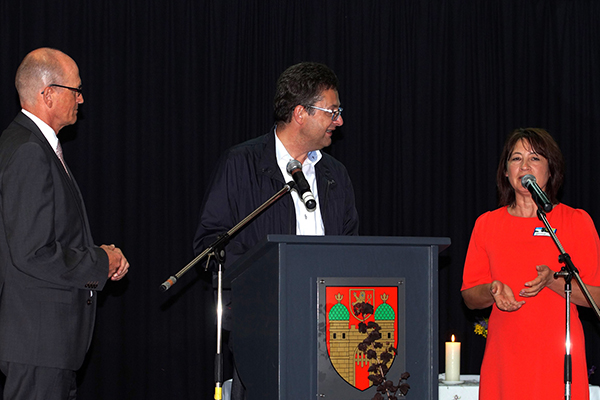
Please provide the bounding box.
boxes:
[42,84,83,97]
[308,105,343,121]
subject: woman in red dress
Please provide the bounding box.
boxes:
[461,128,600,399]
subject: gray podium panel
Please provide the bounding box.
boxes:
[223,235,450,400]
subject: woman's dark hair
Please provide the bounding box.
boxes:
[496,128,564,207]
[273,62,338,124]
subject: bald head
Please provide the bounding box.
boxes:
[15,48,76,107]
[15,48,83,133]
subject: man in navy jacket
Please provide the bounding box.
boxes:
[193,62,358,399]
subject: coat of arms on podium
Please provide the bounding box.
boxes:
[317,277,406,395]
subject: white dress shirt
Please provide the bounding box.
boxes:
[274,130,325,235]
[21,109,60,153]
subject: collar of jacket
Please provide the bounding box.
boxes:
[257,129,286,184]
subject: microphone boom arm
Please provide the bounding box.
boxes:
[159,183,293,291]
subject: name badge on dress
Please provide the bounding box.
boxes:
[533,227,556,237]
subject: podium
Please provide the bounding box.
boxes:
[223,235,450,400]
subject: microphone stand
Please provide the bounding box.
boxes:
[536,208,600,400]
[159,183,293,400]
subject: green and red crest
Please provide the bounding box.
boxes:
[324,286,399,390]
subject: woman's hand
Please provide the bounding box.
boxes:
[491,280,525,311]
[520,265,555,298]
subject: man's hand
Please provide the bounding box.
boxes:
[101,244,130,281]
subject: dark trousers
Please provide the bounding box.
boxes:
[231,362,246,400]
[0,361,77,400]
[224,328,246,400]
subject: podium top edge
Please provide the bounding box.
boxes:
[263,234,451,249]
[223,235,451,281]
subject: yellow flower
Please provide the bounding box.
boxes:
[475,323,487,338]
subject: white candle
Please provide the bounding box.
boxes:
[445,334,461,381]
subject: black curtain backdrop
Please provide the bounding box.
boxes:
[1,0,600,398]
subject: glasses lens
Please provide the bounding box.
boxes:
[333,108,343,121]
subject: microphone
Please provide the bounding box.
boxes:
[286,159,317,211]
[521,174,553,212]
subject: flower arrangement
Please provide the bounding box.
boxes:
[473,317,488,338]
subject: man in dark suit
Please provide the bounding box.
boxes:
[0,48,129,400]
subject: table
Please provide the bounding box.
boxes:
[438,374,600,400]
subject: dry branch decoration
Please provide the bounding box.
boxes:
[353,301,410,399]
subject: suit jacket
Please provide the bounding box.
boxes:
[0,112,108,370]
[193,129,360,268]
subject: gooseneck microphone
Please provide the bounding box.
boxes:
[521,174,553,212]
[286,159,317,211]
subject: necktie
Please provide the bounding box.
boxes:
[56,142,70,176]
